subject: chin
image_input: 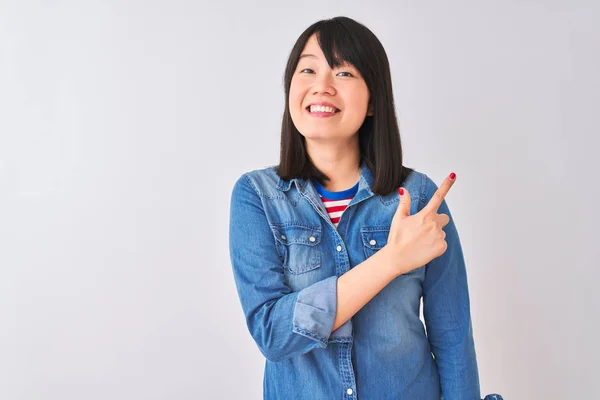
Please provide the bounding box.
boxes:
[304,133,355,144]
[300,131,333,140]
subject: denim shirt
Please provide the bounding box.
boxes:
[229,161,484,400]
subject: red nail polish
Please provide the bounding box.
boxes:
[398,188,404,195]
[450,172,456,180]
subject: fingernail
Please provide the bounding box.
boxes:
[449,172,456,180]
[398,188,404,195]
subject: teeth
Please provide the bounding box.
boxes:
[309,105,337,113]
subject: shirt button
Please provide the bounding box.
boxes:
[347,388,353,395]
[369,239,376,246]
[309,236,316,242]
[281,235,286,240]
[336,245,342,252]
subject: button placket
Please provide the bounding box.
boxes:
[339,342,357,400]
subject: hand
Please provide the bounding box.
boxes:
[385,172,456,275]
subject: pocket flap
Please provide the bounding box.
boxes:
[360,227,390,250]
[271,224,322,246]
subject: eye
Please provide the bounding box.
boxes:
[299,68,353,77]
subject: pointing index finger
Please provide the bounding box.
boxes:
[422,173,456,214]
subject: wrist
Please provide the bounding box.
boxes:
[377,245,406,279]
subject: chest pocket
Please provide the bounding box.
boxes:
[360,226,390,259]
[270,224,322,274]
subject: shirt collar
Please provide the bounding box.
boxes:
[276,160,375,197]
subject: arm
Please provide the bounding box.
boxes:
[421,176,481,400]
[229,175,400,362]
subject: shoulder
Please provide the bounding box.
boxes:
[243,165,280,187]
[400,169,441,211]
[401,169,434,199]
[231,165,282,199]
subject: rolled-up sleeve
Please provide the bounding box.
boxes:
[292,275,338,345]
[229,174,338,362]
[420,175,481,400]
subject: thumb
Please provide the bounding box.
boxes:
[395,187,411,219]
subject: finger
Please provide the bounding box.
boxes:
[393,187,411,220]
[422,173,456,215]
[436,213,450,228]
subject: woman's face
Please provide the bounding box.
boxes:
[289,33,372,143]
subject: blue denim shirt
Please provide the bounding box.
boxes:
[229,162,496,400]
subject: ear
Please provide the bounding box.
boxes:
[367,104,374,116]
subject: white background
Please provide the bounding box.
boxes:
[1,1,598,399]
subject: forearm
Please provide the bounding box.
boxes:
[434,320,480,400]
[332,245,401,331]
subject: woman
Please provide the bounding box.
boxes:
[229,16,502,400]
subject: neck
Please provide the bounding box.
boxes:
[305,137,361,192]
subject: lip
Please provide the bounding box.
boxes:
[305,101,341,118]
[306,101,340,110]
[306,109,340,118]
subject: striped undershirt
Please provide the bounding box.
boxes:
[312,180,359,229]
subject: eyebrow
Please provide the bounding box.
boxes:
[299,53,352,68]
[297,53,356,74]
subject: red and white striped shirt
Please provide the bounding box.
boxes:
[312,180,359,229]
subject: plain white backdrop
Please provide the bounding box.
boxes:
[1,1,598,399]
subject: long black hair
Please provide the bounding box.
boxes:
[276,16,414,196]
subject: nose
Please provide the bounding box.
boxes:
[312,72,336,96]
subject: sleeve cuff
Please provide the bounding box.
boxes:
[292,276,338,346]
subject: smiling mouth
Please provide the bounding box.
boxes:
[306,106,341,113]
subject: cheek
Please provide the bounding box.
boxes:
[289,90,300,108]
[340,91,370,127]
[288,87,304,125]
[288,97,300,116]
[289,84,309,117]
[347,88,370,111]
[343,98,368,119]
[289,77,302,101]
